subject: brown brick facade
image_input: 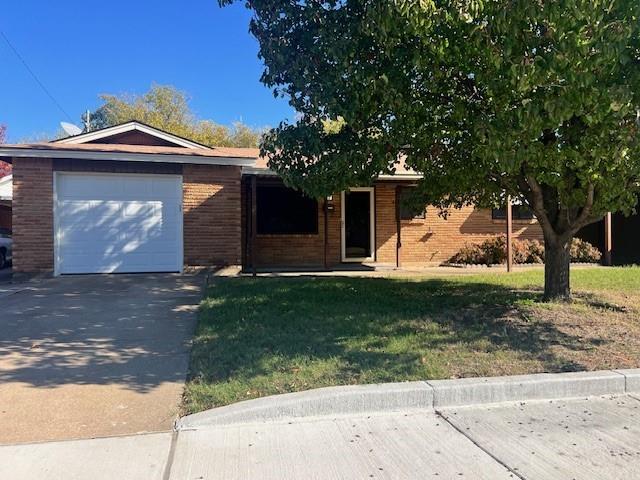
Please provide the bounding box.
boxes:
[375,182,543,265]
[244,180,543,269]
[13,158,243,273]
[183,164,242,266]
[12,157,54,272]
[11,154,542,274]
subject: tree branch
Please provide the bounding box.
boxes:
[521,172,558,244]
[567,183,596,236]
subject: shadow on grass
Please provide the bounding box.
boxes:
[187,276,595,409]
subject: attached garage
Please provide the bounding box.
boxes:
[54,172,183,274]
[0,121,257,276]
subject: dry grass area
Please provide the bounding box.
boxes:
[184,267,640,414]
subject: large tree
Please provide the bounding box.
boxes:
[88,84,265,148]
[223,0,640,300]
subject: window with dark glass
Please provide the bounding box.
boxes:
[399,187,426,220]
[256,184,318,234]
[492,205,534,220]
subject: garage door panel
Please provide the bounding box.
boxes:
[58,176,125,200]
[55,173,183,274]
[151,177,182,196]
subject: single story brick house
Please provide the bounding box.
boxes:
[0,121,548,275]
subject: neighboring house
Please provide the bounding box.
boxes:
[0,121,546,275]
[0,174,12,232]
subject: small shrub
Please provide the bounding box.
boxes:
[449,236,601,265]
[511,239,531,264]
[479,236,507,265]
[450,243,486,264]
[523,239,545,264]
[570,238,602,263]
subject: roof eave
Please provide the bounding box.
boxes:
[0,147,256,167]
[242,167,423,181]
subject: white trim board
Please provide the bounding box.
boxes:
[0,147,256,167]
[54,121,210,149]
[341,187,376,263]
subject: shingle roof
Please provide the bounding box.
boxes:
[0,142,260,159]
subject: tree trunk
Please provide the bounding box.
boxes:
[543,235,572,301]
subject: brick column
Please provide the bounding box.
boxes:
[183,164,242,266]
[12,157,54,273]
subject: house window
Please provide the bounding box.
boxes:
[256,184,318,234]
[492,205,534,220]
[398,187,426,220]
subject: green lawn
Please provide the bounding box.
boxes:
[183,266,640,414]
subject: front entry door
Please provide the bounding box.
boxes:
[341,188,375,262]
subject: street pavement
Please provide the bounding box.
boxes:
[2,394,638,479]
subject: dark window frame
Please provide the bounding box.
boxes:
[492,205,535,221]
[256,183,319,235]
[398,187,426,221]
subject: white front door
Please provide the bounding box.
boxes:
[54,172,183,274]
[341,188,375,262]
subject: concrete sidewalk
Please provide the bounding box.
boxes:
[3,370,640,478]
[3,394,638,479]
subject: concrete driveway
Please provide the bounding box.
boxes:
[0,274,203,444]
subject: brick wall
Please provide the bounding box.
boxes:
[245,180,544,269]
[12,157,54,272]
[375,182,543,265]
[183,164,242,266]
[242,182,342,268]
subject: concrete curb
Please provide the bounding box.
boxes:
[428,370,625,408]
[177,369,640,430]
[178,382,432,429]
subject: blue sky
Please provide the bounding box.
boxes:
[0,0,294,142]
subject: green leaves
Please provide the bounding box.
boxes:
[223,0,640,236]
[89,84,264,148]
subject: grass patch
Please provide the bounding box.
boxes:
[183,266,640,414]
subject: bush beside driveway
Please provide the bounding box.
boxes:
[184,267,640,414]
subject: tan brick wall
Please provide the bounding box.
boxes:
[183,164,242,266]
[245,180,543,269]
[242,184,342,268]
[375,182,544,265]
[12,157,54,272]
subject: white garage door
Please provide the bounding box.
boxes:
[55,173,183,274]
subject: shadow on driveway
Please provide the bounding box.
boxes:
[0,273,203,444]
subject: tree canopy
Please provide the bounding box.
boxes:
[223,0,640,299]
[88,84,265,148]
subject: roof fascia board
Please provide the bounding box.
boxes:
[0,148,256,167]
[241,168,423,180]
